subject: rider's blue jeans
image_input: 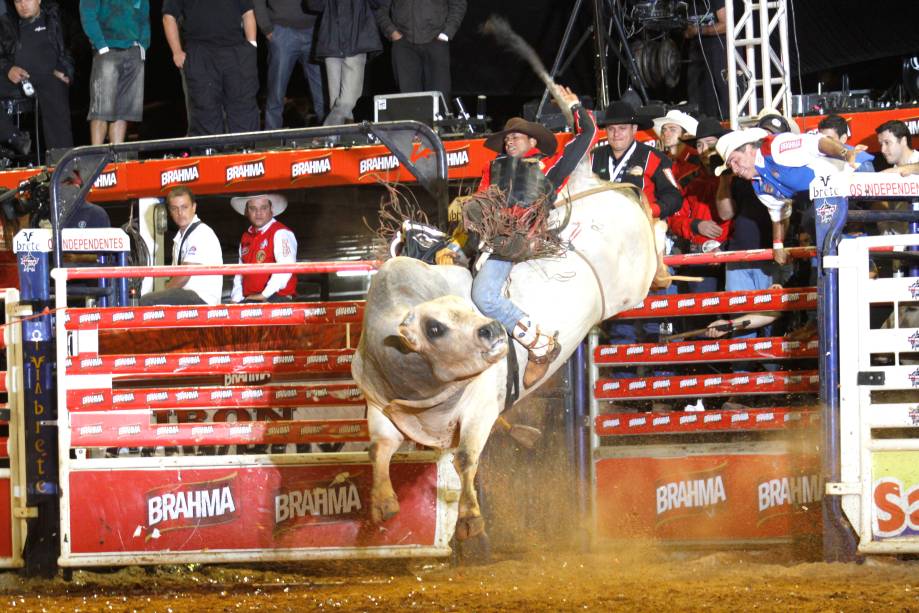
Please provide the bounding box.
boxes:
[471,257,525,332]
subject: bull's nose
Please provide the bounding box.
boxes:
[478,321,503,343]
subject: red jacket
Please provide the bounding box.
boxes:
[667,173,732,245]
[240,221,297,297]
[669,144,702,188]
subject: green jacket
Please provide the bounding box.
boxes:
[79,0,150,51]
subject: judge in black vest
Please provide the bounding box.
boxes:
[591,101,682,220]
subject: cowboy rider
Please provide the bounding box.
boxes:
[442,86,597,388]
[230,193,298,303]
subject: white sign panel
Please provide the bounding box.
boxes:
[810,172,919,200]
[13,228,130,253]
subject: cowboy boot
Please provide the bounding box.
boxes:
[513,318,562,389]
[523,331,561,388]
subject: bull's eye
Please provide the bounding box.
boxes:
[424,319,447,340]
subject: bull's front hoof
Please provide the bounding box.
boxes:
[371,494,400,523]
[454,515,485,541]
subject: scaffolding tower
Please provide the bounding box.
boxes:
[725,0,793,128]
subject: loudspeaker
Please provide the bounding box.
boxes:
[373,91,447,127]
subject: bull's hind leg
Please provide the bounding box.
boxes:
[367,405,404,523]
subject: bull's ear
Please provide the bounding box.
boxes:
[397,309,422,352]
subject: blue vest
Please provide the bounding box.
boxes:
[752,154,815,200]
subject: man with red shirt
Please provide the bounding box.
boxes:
[652,109,700,188]
[667,117,732,251]
[230,193,298,303]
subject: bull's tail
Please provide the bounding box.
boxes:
[481,16,574,127]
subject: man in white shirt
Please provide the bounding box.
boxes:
[229,193,298,303]
[877,120,919,170]
[140,186,224,305]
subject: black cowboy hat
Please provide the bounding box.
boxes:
[595,101,653,130]
[682,116,729,142]
[484,117,557,156]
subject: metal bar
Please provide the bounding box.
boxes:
[664,246,814,267]
[593,336,817,365]
[590,0,611,110]
[49,121,446,269]
[615,286,816,319]
[61,301,364,331]
[595,369,818,401]
[595,407,818,436]
[536,0,586,121]
[820,195,858,562]
[60,260,379,280]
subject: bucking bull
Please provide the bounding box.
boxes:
[351,160,660,540]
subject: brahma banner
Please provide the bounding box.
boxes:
[595,452,822,541]
[67,462,441,555]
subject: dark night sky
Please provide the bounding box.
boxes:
[48,0,919,145]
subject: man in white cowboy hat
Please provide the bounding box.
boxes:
[667,117,731,258]
[446,85,596,389]
[229,193,298,303]
[592,100,683,220]
[714,126,872,263]
[652,109,700,188]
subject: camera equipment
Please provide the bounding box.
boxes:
[20,78,34,97]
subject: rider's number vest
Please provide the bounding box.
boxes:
[489,154,554,207]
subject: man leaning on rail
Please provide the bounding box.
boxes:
[140,187,223,306]
[229,193,298,303]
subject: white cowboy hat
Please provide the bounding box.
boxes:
[714,128,769,176]
[652,110,698,139]
[230,193,288,216]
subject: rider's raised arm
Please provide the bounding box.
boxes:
[544,102,598,192]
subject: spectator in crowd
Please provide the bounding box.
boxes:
[229,193,298,303]
[307,0,381,127]
[79,0,149,145]
[715,173,782,338]
[819,114,874,172]
[64,198,109,228]
[0,0,74,152]
[162,0,259,136]
[652,109,700,188]
[255,0,325,129]
[684,0,727,120]
[0,112,29,157]
[877,120,918,169]
[667,117,731,292]
[140,187,223,306]
[374,0,466,98]
[592,100,683,220]
[594,101,683,373]
[714,127,871,263]
[818,114,850,144]
[753,109,799,135]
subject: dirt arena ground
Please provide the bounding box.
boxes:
[1,544,918,612]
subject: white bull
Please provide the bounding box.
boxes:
[351,163,659,540]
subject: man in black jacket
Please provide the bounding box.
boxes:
[591,101,682,221]
[255,0,325,129]
[308,0,381,126]
[374,0,465,98]
[0,0,75,153]
[163,0,259,136]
